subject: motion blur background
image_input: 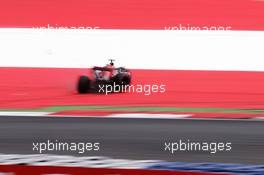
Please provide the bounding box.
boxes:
[0,0,264,175]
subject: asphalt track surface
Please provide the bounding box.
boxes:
[0,116,263,165]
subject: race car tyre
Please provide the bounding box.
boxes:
[77,76,90,94]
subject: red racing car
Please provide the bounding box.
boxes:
[77,59,131,94]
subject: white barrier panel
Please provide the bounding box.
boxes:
[0,29,263,71]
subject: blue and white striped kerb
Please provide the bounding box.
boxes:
[148,162,264,175]
[0,154,263,175]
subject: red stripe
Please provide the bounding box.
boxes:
[0,0,264,30]
[0,67,263,109]
[0,165,232,175]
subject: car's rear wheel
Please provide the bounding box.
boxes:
[113,74,131,87]
[77,76,90,94]
[119,75,131,85]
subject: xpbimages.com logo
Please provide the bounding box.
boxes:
[32,140,100,154]
[98,82,166,95]
[164,140,232,154]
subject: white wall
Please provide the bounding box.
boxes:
[0,28,263,71]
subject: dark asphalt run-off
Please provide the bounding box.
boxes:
[0,116,263,164]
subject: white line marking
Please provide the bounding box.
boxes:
[0,112,51,116]
[1,112,264,122]
[253,117,264,119]
[45,115,264,121]
[0,153,160,169]
[107,113,191,119]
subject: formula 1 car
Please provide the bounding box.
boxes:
[77,59,131,94]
